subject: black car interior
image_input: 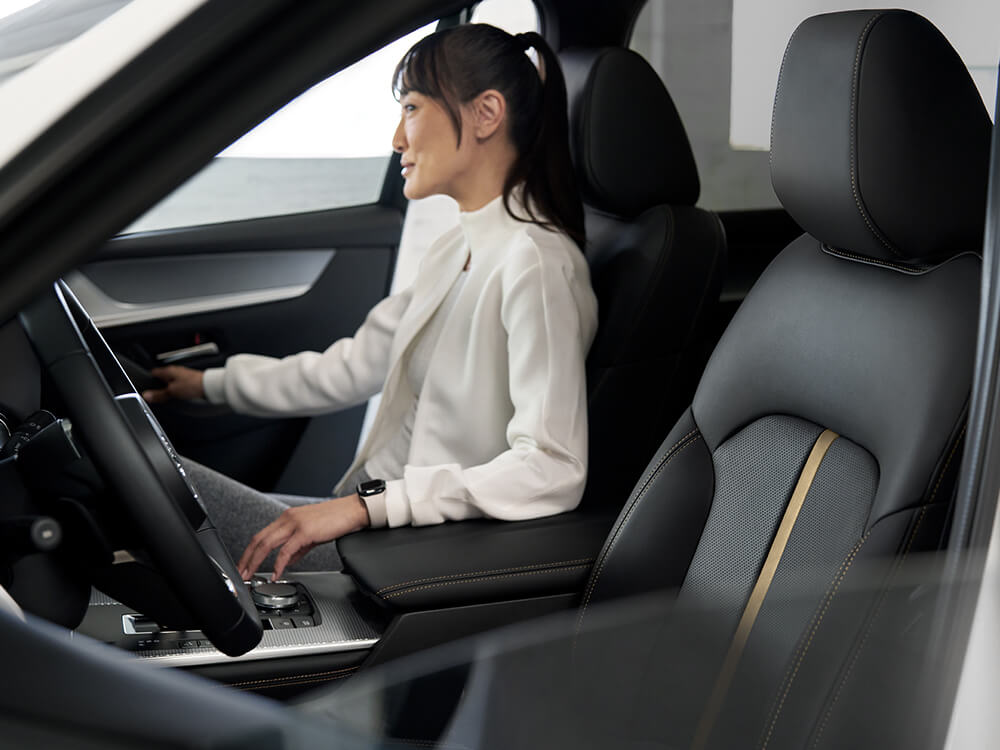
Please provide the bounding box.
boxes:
[0,0,996,747]
[561,45,727,509]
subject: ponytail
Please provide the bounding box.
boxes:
[505,31,585,247]
[393,24,586,248]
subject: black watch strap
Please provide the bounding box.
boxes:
[356,478,386,497]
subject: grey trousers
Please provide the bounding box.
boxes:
[183,459,343,573]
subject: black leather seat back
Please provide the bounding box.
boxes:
[574,11,992,749]
[559,47,726,511]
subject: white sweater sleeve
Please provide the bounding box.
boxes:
[364,253,596,527]
[202,287,413,417]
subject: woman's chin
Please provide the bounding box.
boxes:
[402,181,426,201]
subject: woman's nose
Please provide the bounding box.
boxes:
[392,117,406,153]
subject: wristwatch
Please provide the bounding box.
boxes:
[356,478,386,498]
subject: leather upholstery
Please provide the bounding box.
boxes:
[578,409,714,611]
[338,510,614,610]
[693,235,979,522]
[574,10,989,748]
[568,47,726,509]
[561,47,700,217]
[771,10,992,264]
[582,205,724,509]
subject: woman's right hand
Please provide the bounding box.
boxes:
[142,365,206,404]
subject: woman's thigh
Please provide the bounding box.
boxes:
[183,459,343,573]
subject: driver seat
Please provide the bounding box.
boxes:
[573,9,992,748]
[559,45,727,510]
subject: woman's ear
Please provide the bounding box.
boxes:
[470,89,507,140]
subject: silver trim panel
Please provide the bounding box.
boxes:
[156,341,220,363]
[65,270,315,328]
[86,572,382,667]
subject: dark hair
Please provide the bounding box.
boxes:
[392,24,585,247]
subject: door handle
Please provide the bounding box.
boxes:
[155,342,220,364]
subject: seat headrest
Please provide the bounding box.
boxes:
[770,9,992,266]
[560,47,700,218]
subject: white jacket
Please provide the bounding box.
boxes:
[202,194,598,528]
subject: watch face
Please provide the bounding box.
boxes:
[358,478,386,496]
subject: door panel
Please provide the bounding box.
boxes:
[75,203,403,494]
[66,249,335,329]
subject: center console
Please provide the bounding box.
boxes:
[77,571,385,668]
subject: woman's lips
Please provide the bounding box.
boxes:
[401,162,414,177]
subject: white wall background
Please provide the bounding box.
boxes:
[731,0,999,149]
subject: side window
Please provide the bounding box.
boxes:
[630,0,999,213]
[124,22,438,234]
[470,0,539,33]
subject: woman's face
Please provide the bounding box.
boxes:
[392,91,476,202]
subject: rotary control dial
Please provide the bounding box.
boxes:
[249,581,300,610]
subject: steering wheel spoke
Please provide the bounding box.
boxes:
[19,281,262,656]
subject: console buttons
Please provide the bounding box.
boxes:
[270,617,295,629]
[292,616,314,628]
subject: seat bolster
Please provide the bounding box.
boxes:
[577,408,715,625]
[747,502,949,750]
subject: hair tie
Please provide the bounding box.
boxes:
[515,32,533,52]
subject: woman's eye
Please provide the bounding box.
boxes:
[404,104,417,113]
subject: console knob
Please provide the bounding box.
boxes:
[250,582,299,610]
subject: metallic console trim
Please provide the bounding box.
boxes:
[86,572,382,667]
[65,270,315,328]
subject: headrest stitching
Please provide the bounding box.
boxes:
[822,243,931,275]
[580,49,612,208]
[848,12,904,259]
[768,24,803,173]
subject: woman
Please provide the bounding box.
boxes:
[144,24,598,582]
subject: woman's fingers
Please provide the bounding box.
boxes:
[238,516,294,579]
[236,496,369,580]
[271,535,314,581]
[141,388,170,404]
[142,366,205,403]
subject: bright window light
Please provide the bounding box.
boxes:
[221,22,436,159]
[0,0,40,22]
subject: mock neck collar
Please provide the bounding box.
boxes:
[458,190,530,252]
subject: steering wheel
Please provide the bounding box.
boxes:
[18,281,262,656]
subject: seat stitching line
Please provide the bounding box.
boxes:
[769,24,802,171]
[848,13,901,258]
[809,505,929,748]
[375,558,597,595]
[809,426,962,746]
[576,429,702,634]
[928,425,966,503]
[382,564,594,599]
[760,404,965,747]
[757,530,871,750]
[821,244,926,274]
[230,666,359,688]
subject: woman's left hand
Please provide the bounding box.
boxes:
[238,494,370,581]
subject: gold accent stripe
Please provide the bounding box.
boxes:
[691,428,839,750]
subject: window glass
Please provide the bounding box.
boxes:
[470,0,539,36]
[123,22,437,234]
[0,0,129,86]
[630,0,1000,211]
